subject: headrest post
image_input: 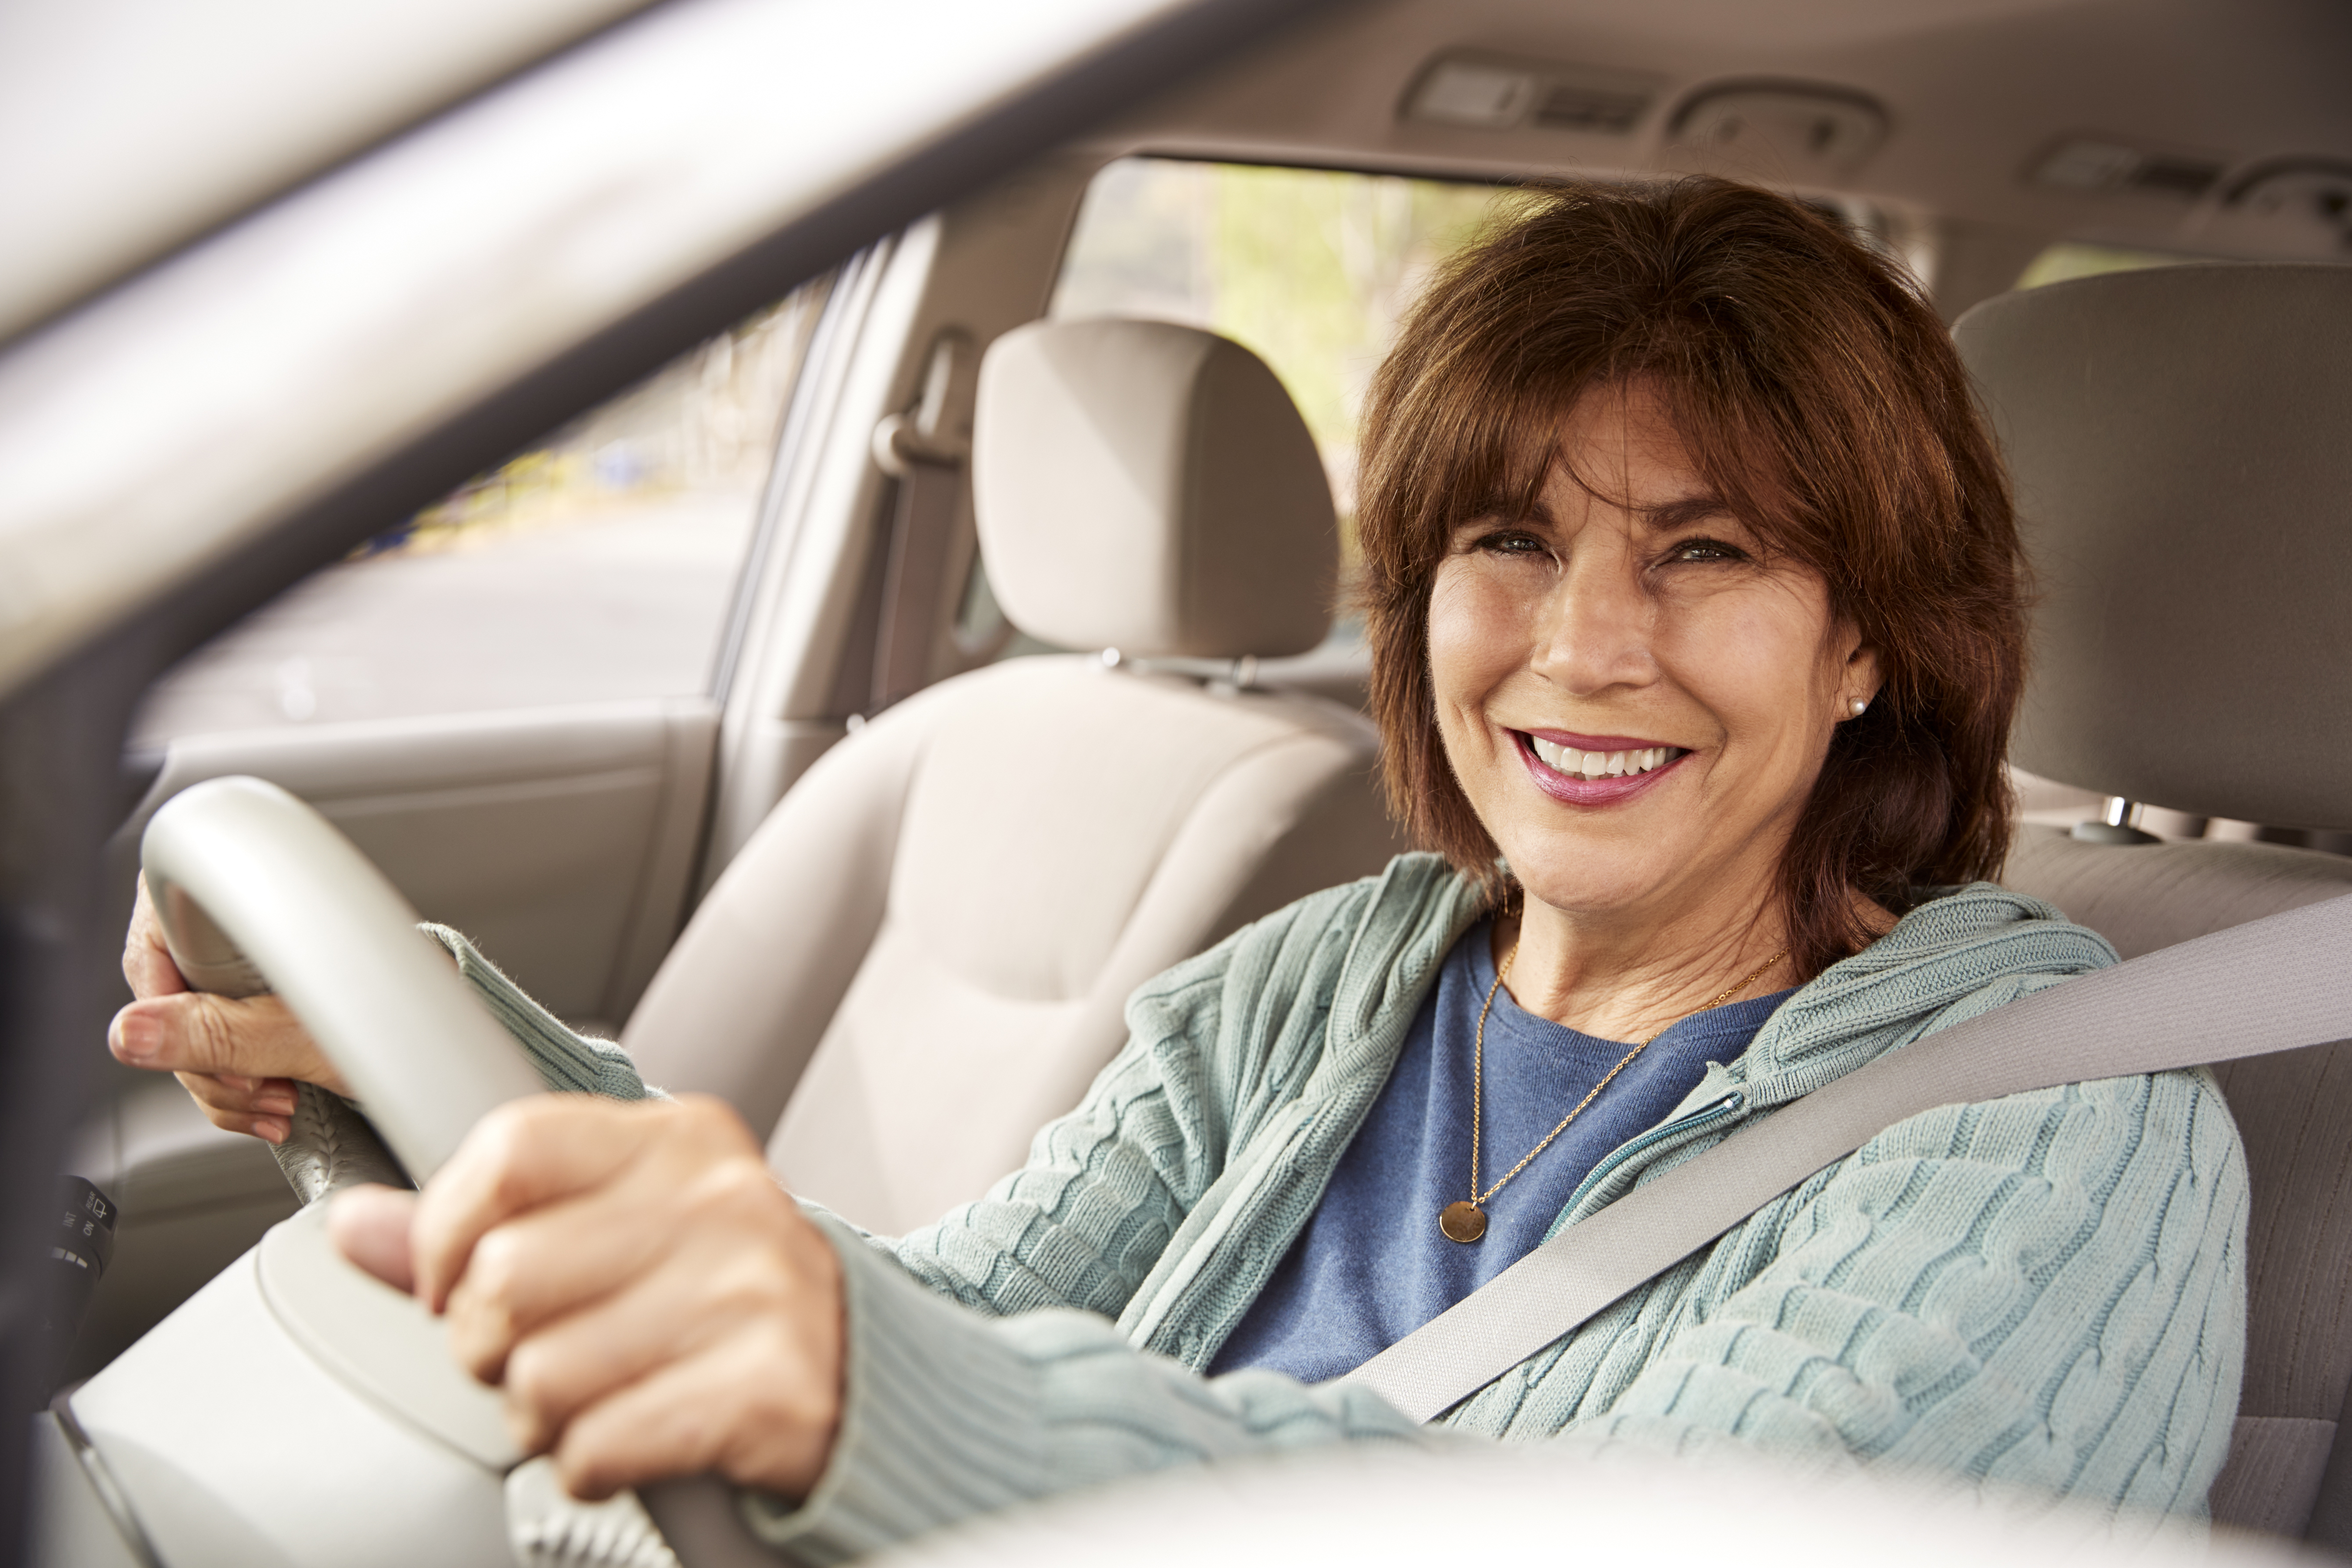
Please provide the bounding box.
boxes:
[2072,798,2160,846]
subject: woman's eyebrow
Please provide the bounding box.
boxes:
[1455,495,1556,530]
[1640,494,1735,530]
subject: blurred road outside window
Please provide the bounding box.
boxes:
[129,277,830,747]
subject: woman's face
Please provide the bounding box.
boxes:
[1427,380,1877,927]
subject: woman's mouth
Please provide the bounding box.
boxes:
[1513,730,1689,804]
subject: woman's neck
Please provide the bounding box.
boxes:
[1490,885,1794,1044]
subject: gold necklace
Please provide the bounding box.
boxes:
[1438,938,1791,1244]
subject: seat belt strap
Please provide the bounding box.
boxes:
[1337,891,2352,1424]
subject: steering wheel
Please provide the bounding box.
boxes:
[130,775,777,1568]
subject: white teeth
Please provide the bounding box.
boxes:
[1528,737,1683,780]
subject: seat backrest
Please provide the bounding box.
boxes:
[1955,266,2352,1544]
[624,319,1396,1235]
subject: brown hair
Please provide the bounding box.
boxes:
[1358,178,2024,978]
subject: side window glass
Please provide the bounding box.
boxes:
[129,279,830,748]
[955,158,1503,668]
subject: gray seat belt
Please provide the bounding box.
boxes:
[1338,891,2352,1424]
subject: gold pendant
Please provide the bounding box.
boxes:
[1438,1200,1488,1243]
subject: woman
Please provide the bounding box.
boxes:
[111,179,2247,1546]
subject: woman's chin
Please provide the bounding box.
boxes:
[1504,847,1697,921]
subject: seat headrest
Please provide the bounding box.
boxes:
[972,319,1336,660]
[1954,264,2352,831]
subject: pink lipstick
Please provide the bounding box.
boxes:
[1512,730,1689,806]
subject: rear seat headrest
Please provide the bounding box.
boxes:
[973,319,1336,660]
[1954,264,2352,831]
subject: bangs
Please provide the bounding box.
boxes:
[1397,340,1814,575]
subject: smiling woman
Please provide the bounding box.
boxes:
[107,176,2245,1549]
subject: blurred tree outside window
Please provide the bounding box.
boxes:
[2012,241,2211,290]
[130,277,830,747]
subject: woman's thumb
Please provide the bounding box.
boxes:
[328,1184,419,1294]
[108,990,328,1085]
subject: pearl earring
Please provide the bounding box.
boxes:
[1848,698,1868,716]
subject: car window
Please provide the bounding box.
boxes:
[128,277,830,748]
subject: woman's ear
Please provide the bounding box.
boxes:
[1836,626,1883,715]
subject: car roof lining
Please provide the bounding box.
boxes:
[1070,0,2352,255]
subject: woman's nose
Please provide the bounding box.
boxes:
[1529,545,1653,694]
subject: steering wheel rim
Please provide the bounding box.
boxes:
[139,774,545,1182]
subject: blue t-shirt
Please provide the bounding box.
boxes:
[1209,921,1790,1384]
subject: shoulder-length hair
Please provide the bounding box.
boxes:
[1358,178,2025,977]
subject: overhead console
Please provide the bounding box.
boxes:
[1398,52,1890,188]
[1400,53,1663,138]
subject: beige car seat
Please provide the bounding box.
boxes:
[623,319,1396,1236]
[1954,264,2352,1544]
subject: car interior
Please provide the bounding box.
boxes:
[9,0,2352,1561]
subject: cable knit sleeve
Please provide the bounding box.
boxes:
[742,1214,1437,1564]
[417,923,656,1101]
[1562,1066,2248,1514]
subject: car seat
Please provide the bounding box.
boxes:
[1954,264,2352,1543]
[621,319,1398,1236]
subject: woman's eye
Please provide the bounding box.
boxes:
[1666,537,1747,564]
[1477,530,1547,556]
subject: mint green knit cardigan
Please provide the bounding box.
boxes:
[456,854,2248,1563]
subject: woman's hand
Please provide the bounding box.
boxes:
[109,873,350,1143]
[330,1094,845,1503]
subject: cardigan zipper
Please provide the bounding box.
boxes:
[1553,1090,1744,1230]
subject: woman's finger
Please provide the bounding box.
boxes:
[439,1111,789,1375]
[175,1070,299,1120]
[108,990,347,1094]
[478,1174,810,1432]
[491,1249,706,1447]
[172,1069,294,1141]
[441,1183,676,1382]
[546,1316,842,1503]
[412,1096,678,1313]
